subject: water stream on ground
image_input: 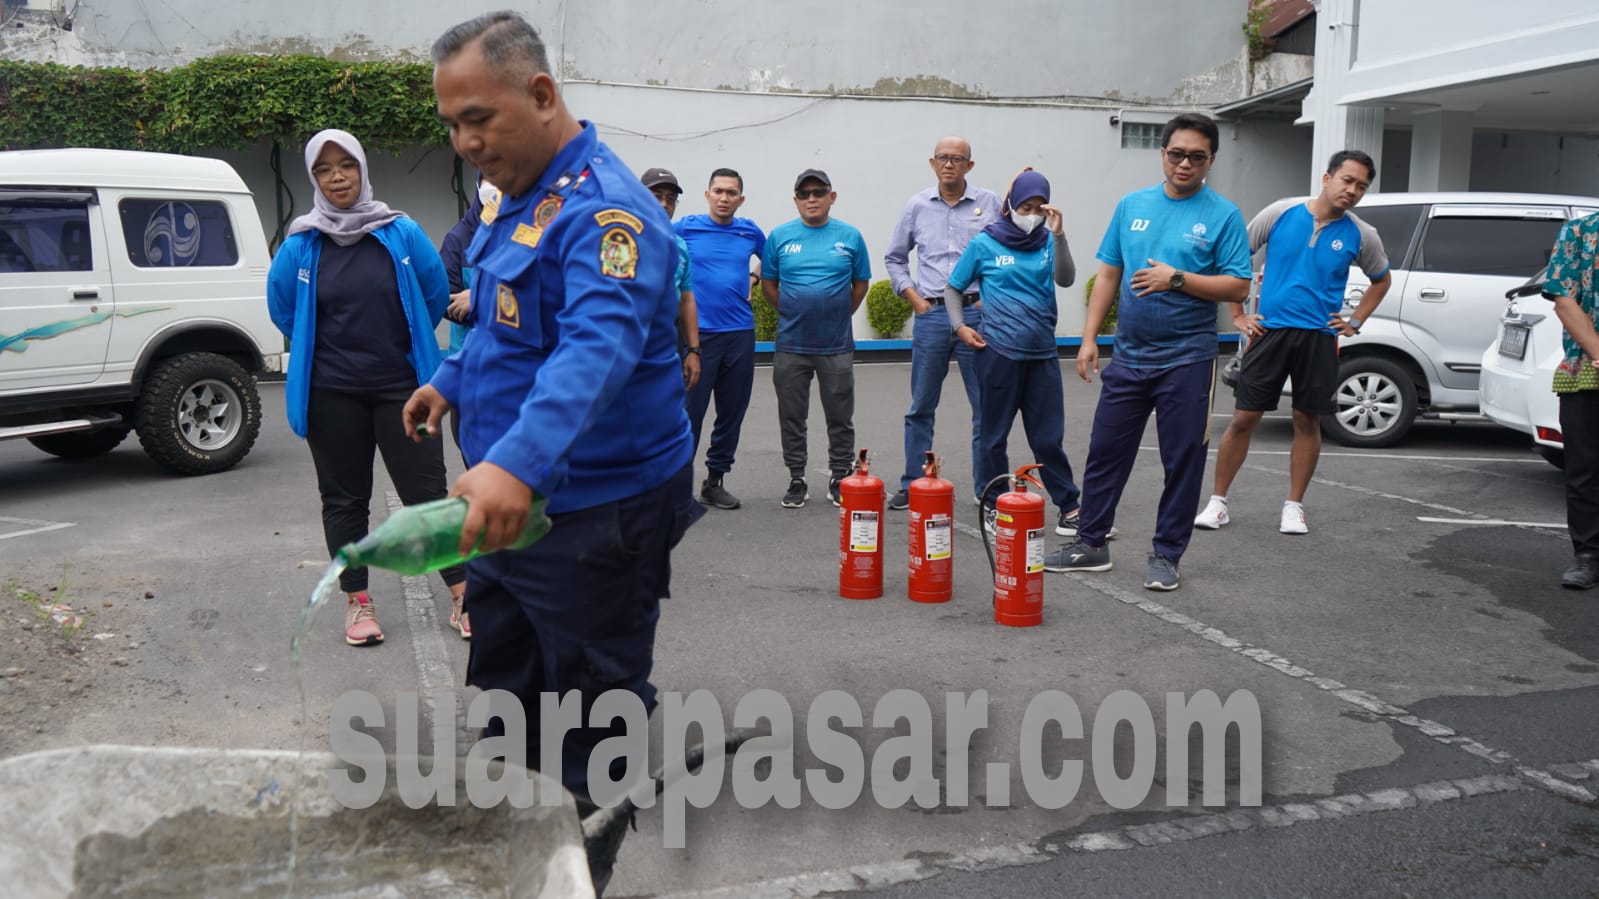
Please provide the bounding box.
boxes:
[285,555,349,898]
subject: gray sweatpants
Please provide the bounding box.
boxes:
[772,350,855,480]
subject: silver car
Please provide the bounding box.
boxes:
[1319,192,1599,447]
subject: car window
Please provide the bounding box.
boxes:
[1350,204,1422,270]
[117,198,239,267]
[1417,216,1565,278]
[0,202,93,273]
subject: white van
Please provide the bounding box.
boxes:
[0,149,282,475]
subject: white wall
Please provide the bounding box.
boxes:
[200,83,1309,340]
[1469,132,1599,198]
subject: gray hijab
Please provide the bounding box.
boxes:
[287,129,403,246]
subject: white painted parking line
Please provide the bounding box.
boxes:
[1141,445,1544,464]
[0,516,76,540]
[1417,516,1566,529]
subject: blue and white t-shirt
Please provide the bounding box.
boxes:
[947,232,1060,360]
[1250,199,1388,332]
[761,217,872,354]
[1096,183,1252,369]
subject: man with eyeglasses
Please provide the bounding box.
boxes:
[761,169,872,507]
[1045,113,1252,592]
[884,136,1001,510]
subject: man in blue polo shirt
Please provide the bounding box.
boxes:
[675,168,766,510]
[1194,149,1391,536]
[761,169,871,507]
[1046,113,1253,592]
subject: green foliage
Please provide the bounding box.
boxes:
[865,279,911,338]
[1242,0,1273,61]
[751,280,777,342]
[1086,273,1118,335]
[0,56,447,153]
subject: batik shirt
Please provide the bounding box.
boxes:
[1548,212,1599,394]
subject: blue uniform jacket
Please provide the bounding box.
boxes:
[432,122,693,514]
[266,218,450,437]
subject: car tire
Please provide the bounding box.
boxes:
[134,353,261,476]
[1536,445,1566,470]
[1323,356,1418,448]
[27,426,132,460]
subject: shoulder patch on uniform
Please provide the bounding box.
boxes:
[599,227,639,280]
[594,209,644,234]
[495,283,520,328]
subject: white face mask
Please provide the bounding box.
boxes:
[1011,212,1043,234]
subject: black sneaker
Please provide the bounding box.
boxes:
[828,475,843,507]
[887,488,910,511]
[1056,509,1118,539]
[1562,553,1599,589]
[781,478,809,509]
[1043,540,1111,572]
[699,475,740,510]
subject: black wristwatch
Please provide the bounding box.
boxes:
[1170,271,1187,290]
[684,346,702,356]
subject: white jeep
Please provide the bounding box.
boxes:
[0,149,281,475]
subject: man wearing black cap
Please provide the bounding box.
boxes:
[760,169,872,507]
[642,167,701,390]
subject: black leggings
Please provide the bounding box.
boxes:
[305,387,467,593]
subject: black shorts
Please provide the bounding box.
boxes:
[1233,328,1338,416]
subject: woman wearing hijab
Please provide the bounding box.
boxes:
[945,168,1085,537]
[267,128,468,647]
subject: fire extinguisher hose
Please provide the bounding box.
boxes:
[977,472,1015,576]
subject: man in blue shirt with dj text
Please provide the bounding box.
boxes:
[761,169,872,507]
[1047,113,1253,592]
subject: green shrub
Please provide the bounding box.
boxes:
[751,280,777,342]
[1085,273,1118,335]
[864,279,912,338]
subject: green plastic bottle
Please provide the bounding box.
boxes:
[338,495,552,575]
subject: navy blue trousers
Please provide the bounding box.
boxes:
[1077,358,1216,561]
[684,329,755,475]
[973,349,1081,512]
[465,463,701,793]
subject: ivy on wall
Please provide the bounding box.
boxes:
[0,56,447,153]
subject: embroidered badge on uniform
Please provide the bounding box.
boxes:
[513,195,565,249]
[594,209,644,234]
[495,283,520,328]
[600,228,639,279]
[479,196,500,226]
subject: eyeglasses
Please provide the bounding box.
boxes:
[795,188,830,200]
[311,159,361,180]
[933,154,970,166]
[1164,149,1214,166]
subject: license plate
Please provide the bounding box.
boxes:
[1499,323,1530,360]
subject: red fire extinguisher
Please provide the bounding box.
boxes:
[984,464,1046,627]
[907,450,954,604]
[839,448,884,600]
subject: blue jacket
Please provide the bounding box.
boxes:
[431,122,692,513]
[266,218,450,437]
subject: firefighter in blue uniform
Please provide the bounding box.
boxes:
[408,14,700,864]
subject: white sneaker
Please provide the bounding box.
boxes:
[1280,504,1308,535]
[1194,498,1230,530]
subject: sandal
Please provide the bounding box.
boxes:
[449,591,471,639]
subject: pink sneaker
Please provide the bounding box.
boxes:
[344,593,384,646]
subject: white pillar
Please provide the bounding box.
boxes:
[1300,0,1386,191]
[1408,109,1474,191]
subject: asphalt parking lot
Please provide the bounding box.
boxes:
[2,356,1597,897]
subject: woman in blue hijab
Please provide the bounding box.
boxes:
[945,168,1085,537]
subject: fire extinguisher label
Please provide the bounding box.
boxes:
[850,511,880,552]
[1026,527,1045,573]
[924,517,951,560]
